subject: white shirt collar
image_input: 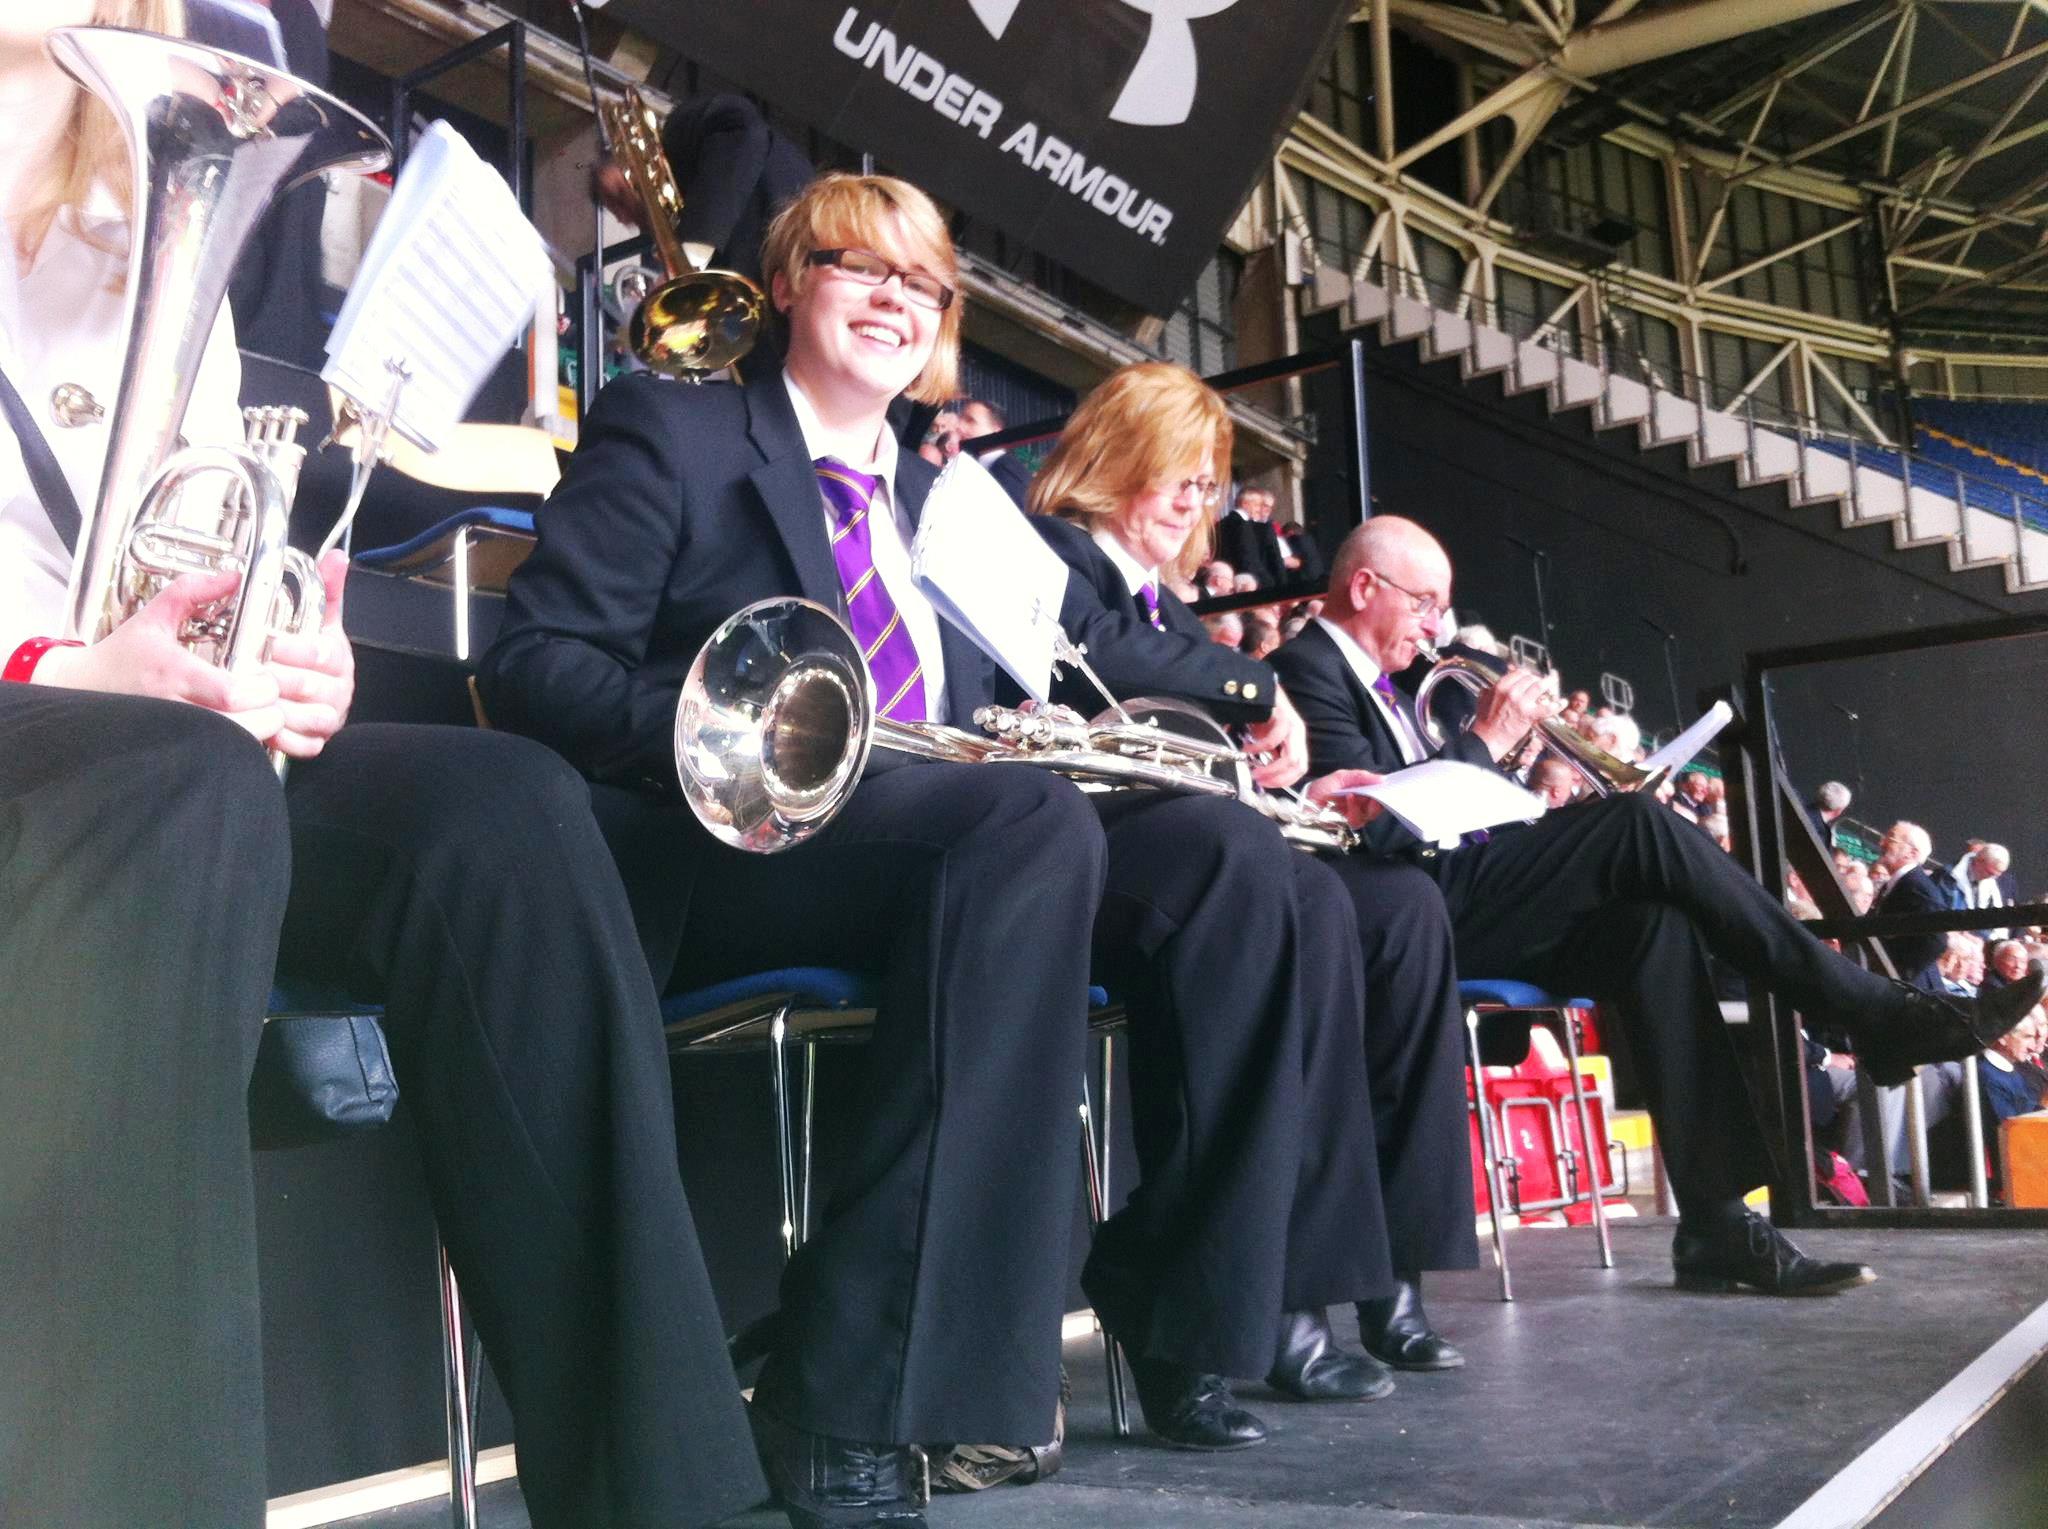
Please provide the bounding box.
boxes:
[782,372,898,492]
[1091,526,1156,599]
[1315,615,1386,691]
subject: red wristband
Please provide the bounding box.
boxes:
[3,636,83,684]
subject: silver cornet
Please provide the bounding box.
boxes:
[1411,640,1663,797]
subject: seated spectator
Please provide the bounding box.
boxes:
[1876,821,1947,989]
[1962,841,2014,938]
[1830,850,1876,916]
[1231,572,1260,595]
[1674,769,1714,818]
[1280,613,1309,644]
[918,404,962,467]
[956,396,1035,507]
[1809,780,1852,841]
[1558,689,1591,731]
[1591,712,1642,763]
[1203,611,1244,647]
[1163,570,1201,603]
[1243,613,1282,661]
[1987,940,2030,990]
[1700,812,1733,854]
[1934,933,1982,998]
[1199,560,1236,598]
[1983,1010,2048,1191]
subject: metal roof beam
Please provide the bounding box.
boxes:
[1899,234,2048,314]
[1726,33,2048,186]
[1700,213,1862,292]
[1700,6,1902,127]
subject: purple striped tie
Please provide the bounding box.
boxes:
[815,457,928,722]
[1137,582,1166,631]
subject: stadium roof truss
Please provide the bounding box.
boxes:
[1338,0,2048,355]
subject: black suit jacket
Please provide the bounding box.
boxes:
[660,94,815,286]
[1269,620,1496,859]
[479,371,992,798]
[980,449,1034,510]
[1215,513,1286,587]
[1278,525,1327,586]
[1027,515,1275,724]
[1877,864,1949,989]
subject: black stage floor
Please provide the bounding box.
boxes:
[329,1221,2048,1529]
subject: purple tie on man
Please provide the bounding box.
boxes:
[815,456,928,722]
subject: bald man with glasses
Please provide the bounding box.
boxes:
[1272,516,2045,1299]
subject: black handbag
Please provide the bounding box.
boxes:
[247,1004,400,1151]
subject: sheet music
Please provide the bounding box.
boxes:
[322,121,550,452]
[909,454,1070,703]
[1640,700,1733,776]
[1331,759,1546,841]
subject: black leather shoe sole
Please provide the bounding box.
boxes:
[1674,1264,1876,1297]
[1364,1334,1466,1372]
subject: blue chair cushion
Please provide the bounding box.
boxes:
[1459,978,1594,1010]
[661,966,878,1022]
[1087,986,1111,1008]
[351,506,537,571]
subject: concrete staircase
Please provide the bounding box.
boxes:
[1303,267,2048,595]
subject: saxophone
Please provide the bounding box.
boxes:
[48,25,390,768]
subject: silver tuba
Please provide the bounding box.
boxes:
[673,598,1355,854]
[1411,640,1664,797]
[49,26,390,765]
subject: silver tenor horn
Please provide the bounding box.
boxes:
[49,25,390,771]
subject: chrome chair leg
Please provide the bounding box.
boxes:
[453,525,472,663]
[438,1241,479,1529]
[1465,1008,1513,1302]
[1081,1035,1130,1439]
[1559,1006,1614,1270]
[767,1005,799,1262]
[798,1037,818,1249]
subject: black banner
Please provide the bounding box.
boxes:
[606,0,1353,315]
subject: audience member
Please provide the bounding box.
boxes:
[1988,940,2031,990]
[1200,560,1236,597]
[1528,755,1577,810]
[1591,712,1642,764]
[1962,841,2013,939]
[1877,821,1948,989]
[956,395,1034,508]
[917,404,962,467]
[1214,484,1286,587]
[1204,611,1245,647]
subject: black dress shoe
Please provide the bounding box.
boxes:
[1860,962,2046,1086]
[1265,1307,1395,1400]
[1127,1355,1268,1450]
[750,1403,929,1529]
[1357,1278,1465,1372]
[1672,1211,1875,1297]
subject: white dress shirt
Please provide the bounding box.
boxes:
[781,373,948,722]
[1091,526,1157,602]
[1,198,244,656]
[1314,616,1428,765]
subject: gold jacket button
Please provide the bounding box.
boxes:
[1243,682,1260,700]
[1224,680,1240,696]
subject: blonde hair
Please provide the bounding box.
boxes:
[1027,361,1234,581]
[16,0,186,265]
[758,171,961,405]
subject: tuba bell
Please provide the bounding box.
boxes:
[50,26,390,770]
[674,598,1356,854]
[1411,640,1664,797]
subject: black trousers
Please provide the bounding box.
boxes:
[0,689,762,1529]
[1318,854,1479,1275]
[1425,792,1908,1205]
[1080,793,1392,1381]
[597,762,1104,1447]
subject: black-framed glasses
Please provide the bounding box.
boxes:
[807,248,956,311]
[1370,568,1446,622]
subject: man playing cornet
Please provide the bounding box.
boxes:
[1271,515,2047,1297]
